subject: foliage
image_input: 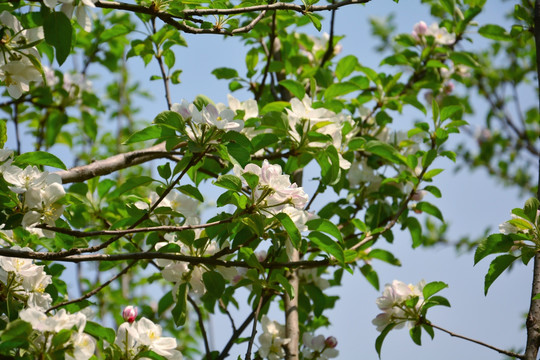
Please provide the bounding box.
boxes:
[0,0,537,359]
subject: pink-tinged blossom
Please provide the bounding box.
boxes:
[302,333,339,360]
[122,306,138,323]
[411,21,455,45]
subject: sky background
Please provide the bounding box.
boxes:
[5,0,536,359]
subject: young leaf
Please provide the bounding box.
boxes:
[523,197,540,224]
[279,79,305,100]
[484,254,517,295]
[44,12,72,65]
[308,231,345,264]
[275,212,301,248]
[214,174,242,191]
[415,202,444,222]
[375,323,397,358]
[360,264,379,290]
[172,283,188,326]
[422,281,448,299]
[474,233,515,264]
[123,125,163,144]
[409,325,422,345]
[15,151,67,170]
[306,218,343,242]
[84,321,116,344]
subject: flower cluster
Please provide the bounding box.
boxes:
[19,307,96,360]
[257,315,290,360]
[0,246,53,309]
[372,279,425,331]
[1,163,66,238]
[411,21,455,45]
[155,235,236,297]
[0,11,44,98]
[233,160,309,219]
[134,190,200,225]
[301,333,339,360]
[286,97,355,170]
[172,99,244,141]
[115,315,183,360]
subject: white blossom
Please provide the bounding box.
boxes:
[257,315,290,360]
[301,333,339,360]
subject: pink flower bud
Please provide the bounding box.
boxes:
[325,336,338,348]
[122,306,138,323]
[412,21,428,40]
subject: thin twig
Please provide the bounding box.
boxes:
[36,217,234,238]
[319,4,336,68]
[46,260,137,313]
[255,10,277,101]
[188,295,211,358]
[152,17,172,110]
[245,294,265,360]
[217,294,273,360]
[430,323,524,359]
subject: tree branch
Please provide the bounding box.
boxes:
[36,217,234,238]
[430,323,524,359]
[55,141,186,183]
[188,295,212,358]
[46,260,137,313]
[524,1,540,358]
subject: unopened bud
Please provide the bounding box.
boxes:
[325,336,338,348]
[122,306,138,323]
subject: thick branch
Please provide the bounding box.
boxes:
[55,141,185,183]
[0,247,333,268]
[524,1,540,359]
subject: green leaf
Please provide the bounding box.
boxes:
[335,55,358,80]
[422,281,448,298]
[172,283,188,326]
[523,197,539,224]
[308,231,344,264]
[1,319,32,342]
[439,105,463,121]
[52,329,72,348]
[212,67,238,79]
[275,212,301,248]
[449,52,479,68]
[214,174,242,191]
[0,120,6,148]
[203,271,225,299]
[275,273,294,298]
[415,202,444,221]
[123,125,162,144]
[364,140,406,165]
[324,82,360,99]
[432,99,439,122]
[484,254,517,295]
[107,176,154,198]
[306,218,342,242]
[84,321,115,344]
[177,184,204,202]
[43,12,72,65]
[280,80,305,100]
[375,323,397,358]
[154,111,184,129]
[423,185,441,198]
[242,173,259,190]
[478,24,510,41]
[158,291,174,316]
[15,151,67,170]
[305,13,322,31]
[407,217,422,248]
[474,233,518,264]
[440,0,454,15]
[369,249,401,266]
[423,168,444,180]
[409,325,422,345]
[360,264,379,290]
